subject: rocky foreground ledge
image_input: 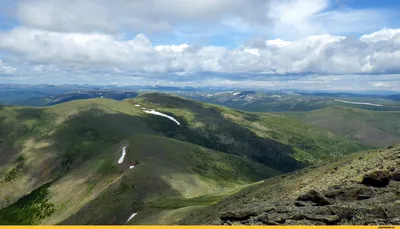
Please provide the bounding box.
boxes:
[180,145,400,225]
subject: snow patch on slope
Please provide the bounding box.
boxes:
[118,146,127,164]
[143,109,180,125]
[334,99,383,107]
[126,212,137,223]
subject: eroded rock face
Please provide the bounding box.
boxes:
[220,204,275,222]
[324,184,374,201]
[297,190,333,206]
[218,181,400,226]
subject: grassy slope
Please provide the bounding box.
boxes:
[180,145,400,225]
[133,181,263,225]
[286,107,400,147]
[61,135,276,225]
[132,93,366,165]
[0,134,278,225]
[0,98,153,209]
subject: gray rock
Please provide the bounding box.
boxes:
[220,209,258,220]
[284,219,326,225]
[297,190,333,206]
[390,218,400,224]
[304,214,340,224]
[253,213,268,223]
[267,213,287,225]
[259,204,276,213]
[276,205,293,213]
[294,201,307,207]
[357,194,371,200]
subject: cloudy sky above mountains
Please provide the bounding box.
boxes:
[0,0,399,91]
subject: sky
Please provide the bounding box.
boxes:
[0,0,399,92]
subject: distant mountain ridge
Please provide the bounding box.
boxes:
[181,91,400,112]
[13,90,139,106]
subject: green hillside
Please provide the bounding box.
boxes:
[286,107,400,147]
[0,133,278,225]
[131,93,367,165]
[180,145,400,225]
[0,93,369,225]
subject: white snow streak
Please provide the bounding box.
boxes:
[334,99,383,107]
[135,104,141,107]
[214,91,231,96]
[143,109,180,125]
[126,212,137,223]
[118,146,127,164]
[129,165,135,169]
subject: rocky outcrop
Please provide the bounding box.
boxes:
[218,174,400,225]
[297,190,333,206]
[180,145,400,226]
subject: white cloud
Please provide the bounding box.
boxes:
[0,60,17,75]
[1,27,400,77]
[372,82,391,88]
[16,0,269,34]
[266,39,292,48]
[360,28,400,43]
[154,44,190,52]
[13,0,395,39]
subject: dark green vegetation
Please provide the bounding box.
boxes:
[180,145,400,225]
[0,183,55,225]
[0,93,383,225]
[287,107,400,147]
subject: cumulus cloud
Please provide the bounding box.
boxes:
[1,27,399,76]
[0,60,17,75]
[360,28,400,43]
